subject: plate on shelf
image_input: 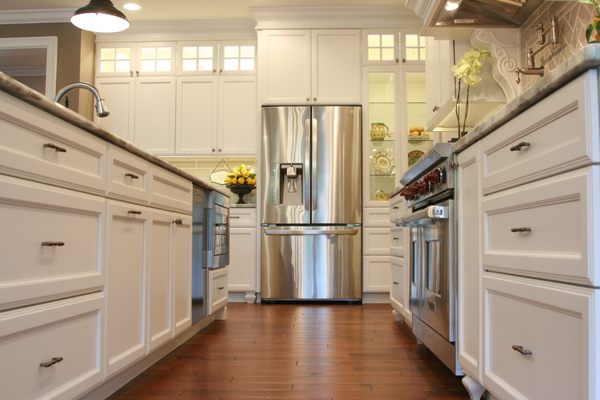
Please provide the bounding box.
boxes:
[371,150,394,174]
[408,150,424,167]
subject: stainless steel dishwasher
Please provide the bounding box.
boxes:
[191,185,209,324]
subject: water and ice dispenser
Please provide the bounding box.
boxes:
[279,163,303,205]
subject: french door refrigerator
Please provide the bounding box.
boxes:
[260,105,362,301]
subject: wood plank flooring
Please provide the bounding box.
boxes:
[109,303,469,400]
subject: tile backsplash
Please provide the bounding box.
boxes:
[519,1,596,88]
[162,156,257,205]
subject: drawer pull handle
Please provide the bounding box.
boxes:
[218,286,225,290]
[510,142,531,152]
[127,210,142,215]
[43,143,67,153]
[229,216,241,219]
[392,281,399,285]
[172,218,183,225]
[432,105,439,112]
[511,227,532,233]
[393,238,400,241]
[41,241,65,247]
[512,345,533,356]
[125,173,139,179]
[392,206,399,210]
[40,356,64,368]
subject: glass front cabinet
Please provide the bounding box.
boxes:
[362,31,430,207]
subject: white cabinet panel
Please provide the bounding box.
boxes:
[229,207,257,227]
[219,76,258,155]
[176,76,218,155]
[106,201,148,376]
[107,144,150,204]
[95,78,135,142]
[390,227,405,258]
[133,78,176,155]
[363,256,391,292]
[312,30,361,104]
[483,273,596,400]
[150,165,193,214]
[363,207,390,227]
[457,143,482,380]
[481,71,599,195]
[363,227,391,256]
[208,267,228,315]
[172,214,192,335]
[260,30,312,104]
[0,293,103,400]
[389,256,408,317]
[228,227,257,293]
[0,175,104,311]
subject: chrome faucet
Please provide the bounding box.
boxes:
[54,82,109,117]
[515,16,559,84]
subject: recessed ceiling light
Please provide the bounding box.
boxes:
[445,0,461,11]
[123,2,141,11]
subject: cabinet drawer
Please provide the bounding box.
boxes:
[389,194,405,223]
[363,227,391,256]
[107,145,150,204]
[0,293,103,400]
[150,166,193,214]
[390,227,405,258]
[483,273,594,400]
[0,175,104,310]
[482,167,599,286]
[481,71,599,195]
[0,92,107,195]
[209,267,228,314]
[363,256,390,293]
[389,257,405,307]
[364,207,390,227]
[230,207,257,227]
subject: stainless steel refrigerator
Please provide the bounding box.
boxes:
[260,105,362,301]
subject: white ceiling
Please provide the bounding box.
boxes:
[0,0,410,21]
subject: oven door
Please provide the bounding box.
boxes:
[396,200,454,342]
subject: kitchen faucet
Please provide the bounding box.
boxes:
[54,82,110,117]
[515,16,559,84]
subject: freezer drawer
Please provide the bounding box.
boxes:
[261,226,362,300]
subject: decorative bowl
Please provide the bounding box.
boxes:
[229,184,255,204]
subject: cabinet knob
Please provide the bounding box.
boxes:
[212,149,216,152]
[395,58,400,63]
[218,286,225,290]
[172,218,183,225]
[218,149,222,152]
[313,97,317,101]
[43,143,67,153]
[392,281,399,285]
[40,356,64,368]
[306,97,310,102]
[130,70,133,77]
[432,106,440,112]
[136,71,140,77]
[213,69,217,73]
[219,69,223,73]
[510,142,531,152]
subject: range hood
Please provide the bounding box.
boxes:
[432,0,543,28]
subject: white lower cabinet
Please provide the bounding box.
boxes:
[0,293,104,400]
[483,272,596,400]
[228,208,257,302]
[208,267,228,319]
[363,207,391,294]
[171,213,192,335]
[106,200,148,377]
[363,256,391,292]
[389,256,409,320]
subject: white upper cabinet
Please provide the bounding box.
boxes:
[96,42,176,77]
[259,29,361,104]
[425,37,454,131]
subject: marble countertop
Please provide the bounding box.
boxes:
[454,44,600,153]
[0,71,228,196]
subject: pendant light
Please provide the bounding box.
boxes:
[71,0,130,33]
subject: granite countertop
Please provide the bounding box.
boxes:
[454,44,600,154]
[0,71,228,196]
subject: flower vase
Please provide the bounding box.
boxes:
[230,185,254,204]
[586,16,600,43]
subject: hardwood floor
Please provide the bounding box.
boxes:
[109,303,469,400]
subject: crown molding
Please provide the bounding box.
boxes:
[95,19,257,42]
[0,9,75,25]
[251,6,422,30]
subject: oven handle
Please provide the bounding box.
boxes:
[395,206,448,227]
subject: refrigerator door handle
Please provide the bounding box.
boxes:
[311,116,318,213]
[303,117,311,211]
[264,227,359,236]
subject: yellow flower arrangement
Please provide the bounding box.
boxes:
[225,164,256,188]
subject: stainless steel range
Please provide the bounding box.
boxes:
[395,143,462,375]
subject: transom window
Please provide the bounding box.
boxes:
[367,34,395,62]
[223,45,256,72]
[139,46,172,73]
[99,47,132,73]
[181,46,214,72]
[404,34,426,61]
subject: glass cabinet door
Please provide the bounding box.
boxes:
[405,71,431,168]
[366,71,397,204]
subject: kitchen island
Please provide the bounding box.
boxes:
[454,44,600,400]
[0,72,228,400]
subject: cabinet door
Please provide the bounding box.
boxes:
[106,201,148,376]
[390,256,408,317]
[456,143,482,380]
[219,76,257,155]
[172,215,192,336]
[147,210,172,351]
[259,30,311,104]
[425,38,454,130]
[96,43,135,77]
[363,256,391,292]
[228,227,257,292]
[312,30,361,104]
[176,76,218,155]
[133,77,176,155]
[363,227,391,256]
[425,37,440,126]
[95,78,135,142]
